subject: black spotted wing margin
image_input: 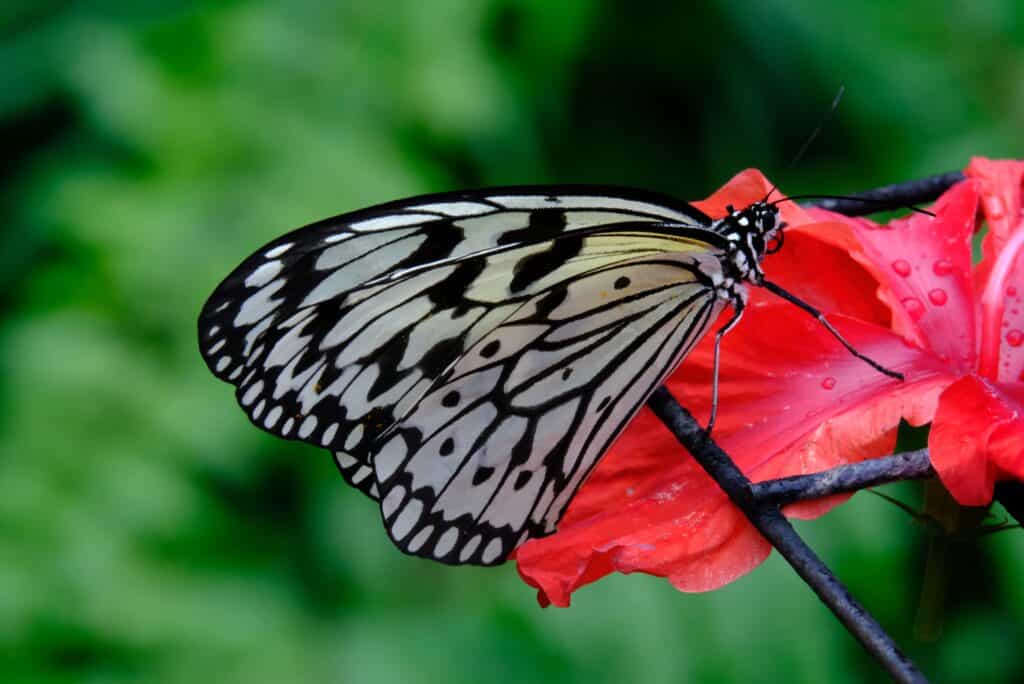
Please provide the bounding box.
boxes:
[198,187,715,504]
[371,255,727,566]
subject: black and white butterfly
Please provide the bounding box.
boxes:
[198,185,896,566]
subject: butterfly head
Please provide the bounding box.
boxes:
[715,201,785,286]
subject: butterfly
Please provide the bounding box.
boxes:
[198,185,899,566]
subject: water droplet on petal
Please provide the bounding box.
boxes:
[902,297,925,320]
[932,259,954,277]
[891,259,912,277]
[821,377,837,390]
[928,288,948,306]
[1007,329,1024,347]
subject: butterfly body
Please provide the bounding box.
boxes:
[199,186,781,565]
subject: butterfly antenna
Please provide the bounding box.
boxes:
[761,85,846,204]
[773,194,936,218]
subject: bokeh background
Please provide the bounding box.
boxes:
[4,1,1024,682]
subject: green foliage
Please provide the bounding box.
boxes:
[3,1,1023,682]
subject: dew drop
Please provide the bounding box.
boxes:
[902,296,925,320]
[821,377,837,390]
[932,259,954,277]
[1007,329,1024,347]
[928,288,948,306]
[891,259,912,277]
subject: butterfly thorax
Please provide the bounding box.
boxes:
[708,200,783,304]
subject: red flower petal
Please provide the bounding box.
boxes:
[967,156,1024,285]
[516,407,772,606]
[761,230,892,327]
[805,181,980,373]
[977,220,1024,381]
[930,375,1024,504]
[967,158,1024,381]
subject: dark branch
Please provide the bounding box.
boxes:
[751,450,934,507]
[803,171,966,215]
[646,388,928,684]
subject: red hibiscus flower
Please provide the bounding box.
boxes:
[514,157,1024,607]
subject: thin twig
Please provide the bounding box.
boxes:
[646,388,928,684]
[803,171,966,215]
[751,450,934,507]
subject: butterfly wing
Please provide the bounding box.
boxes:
[198,186,726,550]
[372,255,726,564]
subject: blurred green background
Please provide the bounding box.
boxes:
[3,1,1023,682]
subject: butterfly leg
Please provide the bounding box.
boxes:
[760,279,904,381]
[708,301,745,434]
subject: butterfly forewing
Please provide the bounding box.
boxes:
[199,186,728,564]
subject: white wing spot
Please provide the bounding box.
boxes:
[391,499,423,540]
[264,242,293,258]
[245,260,283,288]
[298,415,317,438]
[234,278,286,326]
[323,232,353,244]
[351,465,372,484]
[240,378,264,405]
[321,423,338,446]
[252,399,266,420]
[434,527,459,558]
[459,534,483,563]
[407,525,433,553]
[335,452,358,468]
[228,366,243,380]
[344,423,364,450]
[281,417,294,435]
[208,339,226,354]
[264,405,283,428]
[208,325,220,336]
[215,356,231,372]
[406,201,494,216]
[349,213,440,231]
[481,537,504,564]
[374,435,407,483]
[382,486,406,518]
